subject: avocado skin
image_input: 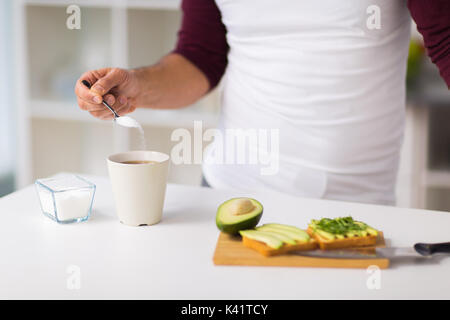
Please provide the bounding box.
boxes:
[216,198,263,235]
[216,210,263,234]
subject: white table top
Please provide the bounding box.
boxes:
[1,174,449,299]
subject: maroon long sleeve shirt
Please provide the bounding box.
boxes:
[174,0,450,90]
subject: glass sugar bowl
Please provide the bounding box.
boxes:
[35,174,96,224]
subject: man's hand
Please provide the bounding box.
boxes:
[75,54,210,120]
[75,68,141,120]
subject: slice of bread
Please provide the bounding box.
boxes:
[242,236,318,257]
[306,227,377,250]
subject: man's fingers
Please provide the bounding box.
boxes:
[116,103,136,116]
[103,94,116,106]
[75,78,103,104]
[76,68,131,121]
[88,103,135,120]
[77,94,117,112]
[75,68,124,104]
[87,94,127,119]
[90,68,128,96]
[115,104,131,116]
[77,97,106,112]
[111,95,130,116]
[76,69,112,103]
[89,110,114,120]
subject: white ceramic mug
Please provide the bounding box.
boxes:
[107,151,170,226]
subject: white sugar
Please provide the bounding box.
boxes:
[54,190,92,221]
[115,116,140,128]
[40,189,92,221]
[114,116,146,150]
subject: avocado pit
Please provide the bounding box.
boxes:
[230,198,255,215]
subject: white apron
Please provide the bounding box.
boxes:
[203,0,411,205]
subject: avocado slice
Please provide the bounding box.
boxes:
[257,224,310,242]
[216,198,263,234]
[239,230,283,249]
[345,231,358,237]
[263,223,308,234]
[365,227,378,236]
[309,225,335,240]
[254,229,297,245]
[317,229,336,240]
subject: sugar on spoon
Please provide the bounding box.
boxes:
[81,80,141,129]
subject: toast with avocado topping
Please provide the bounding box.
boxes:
[307,217,379,250]
[240,224,318,256]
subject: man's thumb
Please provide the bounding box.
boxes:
[91,68,127,96]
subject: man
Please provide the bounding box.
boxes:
[75,1,449,205]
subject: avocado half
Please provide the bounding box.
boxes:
[216,197,263,235]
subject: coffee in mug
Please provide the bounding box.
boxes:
[120,160,158,165]
[107,151,170,226]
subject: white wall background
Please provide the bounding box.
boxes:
[0,0,15,196]
[3,2,450,211]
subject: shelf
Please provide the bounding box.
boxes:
[15,0,205,188]
[26,5,113,101]
[29,99,219,128]
[26,4,183,101]
[23,0,181,10]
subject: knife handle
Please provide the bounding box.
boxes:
[414,242,450,256]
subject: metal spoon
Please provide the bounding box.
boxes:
[81,80,143,130]
[81,80,120,118]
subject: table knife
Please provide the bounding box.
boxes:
[292,242,450,259]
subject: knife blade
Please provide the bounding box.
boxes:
[291,242,450,260]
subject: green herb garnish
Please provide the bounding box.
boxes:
[312,217,368,235]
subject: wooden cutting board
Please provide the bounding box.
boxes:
[213,232,389,269]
